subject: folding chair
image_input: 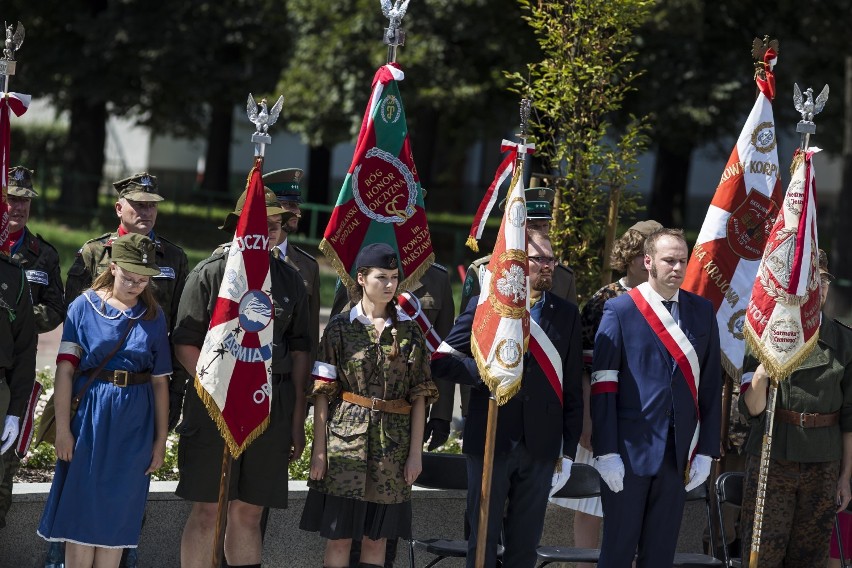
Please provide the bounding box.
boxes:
[672,481,724,567]
[536,462,602,567]
[408,452,503,567]
[715,471,744,567]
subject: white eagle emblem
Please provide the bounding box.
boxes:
[496,264,526,303]
[247,94,285,135]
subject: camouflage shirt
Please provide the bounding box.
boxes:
[580,279,629,372]
[10,229,65,333]
[309,309,438,504]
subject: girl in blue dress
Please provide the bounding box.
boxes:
[38,234,172,568]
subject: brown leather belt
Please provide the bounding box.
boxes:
[341,391,412,415]
[776,408,839,428]
[92,370,152,387]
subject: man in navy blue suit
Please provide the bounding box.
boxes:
[591,228,722,567]
[432,230,583,568]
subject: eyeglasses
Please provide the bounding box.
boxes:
[528,256,556,265]
[120,275,150,288]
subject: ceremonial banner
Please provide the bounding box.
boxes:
[470,164,530,405]
[744,148,821,379]
[320,63,433,290]
[195,158,273,457]
[0,91,31,254]
[682,48,783,378]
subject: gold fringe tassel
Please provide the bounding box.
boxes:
[471,336,523,406]
[466,235,480,253]
[743,325,820,382]
[720,353,742,383]
[194,375,270,459]
[319,238,435,294]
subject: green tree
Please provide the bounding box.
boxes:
[508,0,652,300]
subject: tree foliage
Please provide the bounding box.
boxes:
[508,0,652,300]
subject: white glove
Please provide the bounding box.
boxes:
[685,454,713,492]
[594,453,625,493]
[1,415,20,454]
[549,457,574,498]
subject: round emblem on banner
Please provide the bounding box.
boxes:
[495,338,522,369]
[768,317,800,353]
[352,147,418,224]
[380,95,402,124]
[750,121,777,154]
[727,309,746,341]
[238,290,273,332]
[507,197,526,228]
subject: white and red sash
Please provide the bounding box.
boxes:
[628,282,702,461]
[397,291,441,353]
[529,319,564,404]
[16,381,43,458]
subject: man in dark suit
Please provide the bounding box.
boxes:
[432,231,583,568]
[591,228,722,567]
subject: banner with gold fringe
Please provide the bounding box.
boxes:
[194,157,273,457]
[470,162,530,405]
[743,148,821,380]
[319,63,433,291]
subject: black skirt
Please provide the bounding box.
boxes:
[299,489,412,540]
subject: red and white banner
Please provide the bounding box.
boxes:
[195,157,274,457]
[682,49,782,379]
[466,141,534,252]
[16,380,43,458]
[744,148,821,379]
[397,291,441,353]
[470,161,530,405]
[1,91,31,255]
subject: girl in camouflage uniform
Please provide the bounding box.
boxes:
[300,243,438,568]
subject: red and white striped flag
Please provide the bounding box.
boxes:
[744,147,821,379]
[195,158,274,457]
[1,91,31,254]
[470,158,530,405]
[682,48,783,378]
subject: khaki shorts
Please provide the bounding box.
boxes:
[175,377,295,508]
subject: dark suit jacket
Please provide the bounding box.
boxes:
[432,293,583,461]
[591,288,722,476]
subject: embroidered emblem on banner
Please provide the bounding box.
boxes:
[352,147,417,223]
[727,189,778,260]
[380,95,402,124]
[750,121,777,153]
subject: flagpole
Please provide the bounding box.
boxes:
[474,98,532,568]
[749,81,828,567]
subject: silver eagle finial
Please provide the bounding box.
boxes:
[3,21,24,61]
[380,0,410,44]
[793,84,829,123]
[246,94,284,136]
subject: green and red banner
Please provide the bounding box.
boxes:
[320,63,433,290]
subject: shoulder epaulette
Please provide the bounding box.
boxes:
[291,245,317,262]
[431,262,447,273]
[156,233,186,251]
[34,233,59,255]
[84,232,113,246]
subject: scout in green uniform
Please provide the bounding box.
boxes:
[0,254,37,523]
[740,250,852,567]
[175,188,311,568]
[301,243,438,568]
[0,166,65,529]
[264,168,321,363]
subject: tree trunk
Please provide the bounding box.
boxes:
[828,55,852,322]
[200,101,234,198]
[649,141,694,227]
[307,144,331,204]
[59,97,106,213]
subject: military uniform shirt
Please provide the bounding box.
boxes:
[309,308,438,504]
[461,254,577,311]
[740,317,852,463]
[0,257,37,417]
[172,246,311,374]
[10,229,65,333]
[65,231,188,331]
[278,241,320,362]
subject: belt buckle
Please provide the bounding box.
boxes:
[113,370,129,388]
[370,397,381,413]
[799,412,812,428]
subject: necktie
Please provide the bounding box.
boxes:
[662,300,674,314]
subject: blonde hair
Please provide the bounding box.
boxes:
[91,264,160,321]
[610,229,648,272]
[349,267,400,360]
